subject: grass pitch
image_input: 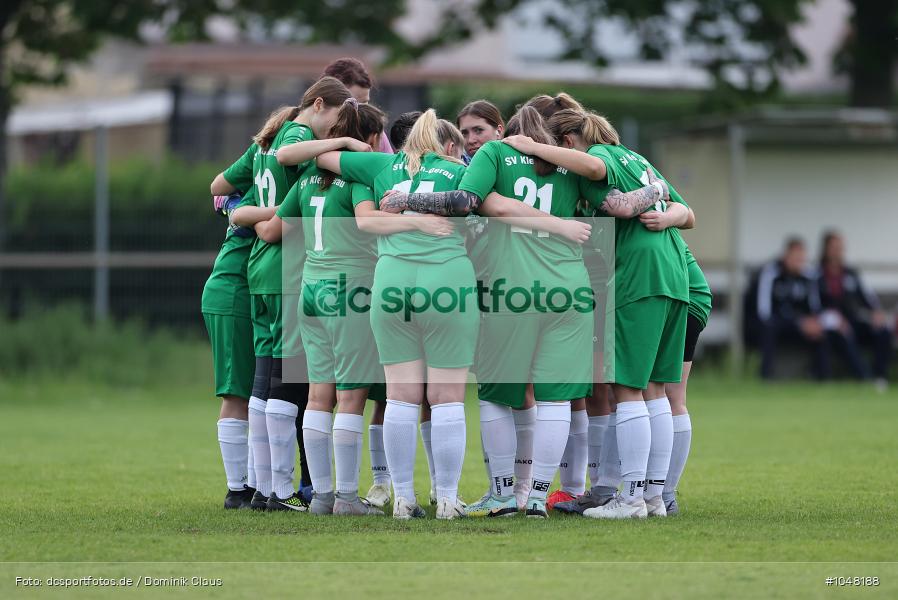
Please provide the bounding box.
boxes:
[2,365,897,598]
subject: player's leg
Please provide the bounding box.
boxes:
[382,360,426,519]
[365,394,391,507]
[427,369,470,519]
[204,311,255,509]
[663,311,703,514]
[266,293,311,511]
[248,295,274,510]
[587,383,610,488]
[419,393,437,505]
[418,255,479,520]
[467,314,533,517]
[554,382,613,514]
[551,396,588,509]
[329,293,385,516]
[300,382,337,514]
[585,297,670,520]
[512,386,536,510]
[370,256,428,518]
[332,386,383,515]
[642,299,687,515]
[526,308,592,518]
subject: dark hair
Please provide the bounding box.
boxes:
[322,57,373,89]
[505,106,555,176]
[820,229,842,266]
[252,76,350,150]
[320,103,386,190]
[389,111,422,150]
[523,92,584,120]
[456,100,504,129]
[784,236,806,253]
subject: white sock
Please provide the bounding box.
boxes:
[645,397,674,499]
[248,397,271,497]
[266,399,299,499]
[302,409,334,494]
[559,409,588,495]
[529,401,571,501]
[596,413,620,489]
[513,406,536,498]
[664,413,692,502]
[246,433,256,489]
[368,424,390,486]
[481,432,491,490]
[333,413,364,496]
[217,418,249,491]
[420,420,436,492]
[616,401,651,502]
[587,415,609,488]
[431,402,466,504]
[479,401,516,498]
[383,399,419,501]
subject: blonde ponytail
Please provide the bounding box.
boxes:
[581,112,620,145]
[547,109,620,146]
[253,105,300,151]
[403,109,463,178]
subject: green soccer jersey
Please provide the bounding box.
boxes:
[584,143,689,307]
[339,151,467,264]
[683,243,712,326]
[277,165,377,280]
[459,140,587,292]
[201,235,253,317]
[246,121,315,294]
[203,151,261,317]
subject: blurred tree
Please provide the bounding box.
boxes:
[0,0,405,249]
[416,0,897,109]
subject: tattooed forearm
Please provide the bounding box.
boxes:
[600,181,668,218]
[407,190,481,216]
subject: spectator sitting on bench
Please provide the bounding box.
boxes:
[756,237,828,380]
[816,230,893,387]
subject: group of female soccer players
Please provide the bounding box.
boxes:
[202,57,711,520]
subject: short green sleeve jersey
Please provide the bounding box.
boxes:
[339,151,468,263]
[583,143,688,306]
[683,243,712,326]
[277,165,377,279]
[247,122,315,294]
[223,144,256,193]
[201,235,253,317]
[459,140,587,291]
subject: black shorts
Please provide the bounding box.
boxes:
[683,313,705,363]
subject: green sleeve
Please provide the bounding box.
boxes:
[223,144,257,193]
[579,175,611,216]
[340,152,395,187]
[458,143,499,199]
[587,145,619,188]
[276,183,302,219]
[282,125,316,174]
[351,183,375,207]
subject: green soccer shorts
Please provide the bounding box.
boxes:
[475,308,593,408]
[369,255,479,369]
[299,276,384,390]
[250,293,303,359]
[203,312,255,399]
[611,295,688,389]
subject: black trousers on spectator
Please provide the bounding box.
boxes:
[851,320,894,379]
[760,317,829,380]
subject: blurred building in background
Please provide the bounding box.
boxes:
[2,0,895,367]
